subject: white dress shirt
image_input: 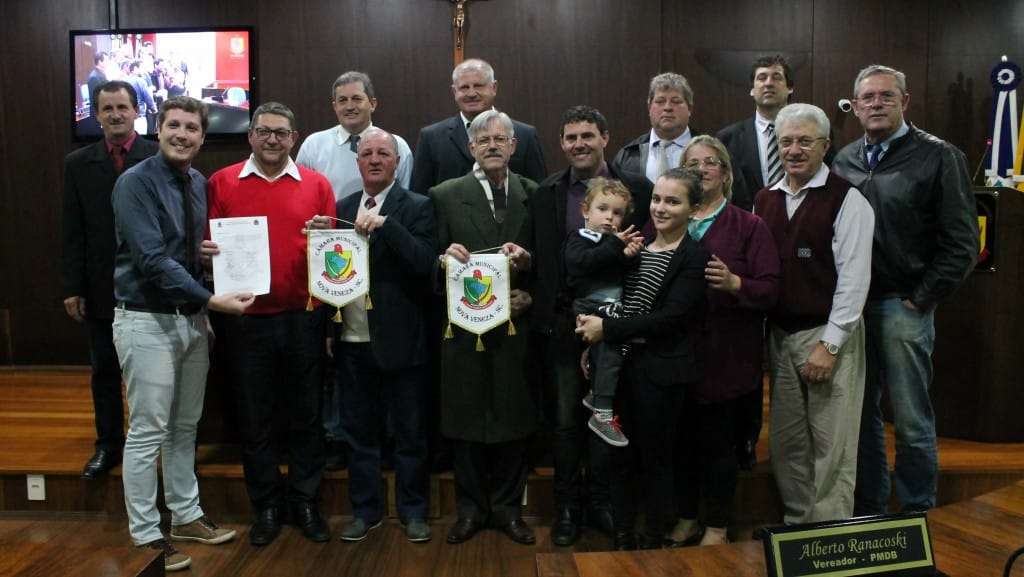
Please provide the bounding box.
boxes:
[295,123,413,201]
[645,127,692,183]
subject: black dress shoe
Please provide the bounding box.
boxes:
[500,518,535,545]
[82,448,121,479]
[250,507,282,546]
[291,502,330,542]
[551,509,580,546]
[736,439,757,471]
[587,507,616,538]
[637,532,665,549]
[613,530,637,550]
[446,517,482,544]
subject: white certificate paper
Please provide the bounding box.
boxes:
[209,216,271,295]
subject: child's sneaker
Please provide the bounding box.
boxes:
[589,411,628,447]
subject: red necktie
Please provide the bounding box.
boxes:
[112,145,126,174]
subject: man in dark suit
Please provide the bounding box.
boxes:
[611,72,700,234]
[411,58,546,194]
[328,128,436,544]
[716,54,794,212]
[718,54,837,212]
[62,80,159,479]
[430,110,537,546]
[530,105,617,546]
[86,52,110,113]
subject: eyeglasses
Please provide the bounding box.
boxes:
[854,91,902,106]
[778,137,826,150]
[683,157,723,170]
[252,127,294,141]
[474,135,511,148]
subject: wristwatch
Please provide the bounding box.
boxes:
[820,340,839,356]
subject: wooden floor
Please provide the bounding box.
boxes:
[4,368,1024,576]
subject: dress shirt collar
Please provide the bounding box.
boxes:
[360,181,394,211]
[239,154,302,182]
[863,121,909,153]
[755,111,774,133]
[771,163,830,197]
[106,131,139,155]
[648,126,691,148]
[334,123,375,147]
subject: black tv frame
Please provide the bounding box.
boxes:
[69,25,257,142]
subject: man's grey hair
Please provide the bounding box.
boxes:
[251,101,297,131]
[468,109,514,141]
[853,64,907,98]
[452,58,495,85]
[775,103,830,139]
[356,127,400,158]
[648,72,694,107]
[331,70,375,100]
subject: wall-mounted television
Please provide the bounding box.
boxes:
[70,26,256,142]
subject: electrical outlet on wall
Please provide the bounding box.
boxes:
[27,474,45,501]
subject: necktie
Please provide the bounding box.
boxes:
[349,134,361,153]
[364,196,376,210]
[492,184,507,223]
[175,173,197,276]
[765,123,783,187]
[866,143,882,170]
[655,140,670,179]
[112,145,126,174]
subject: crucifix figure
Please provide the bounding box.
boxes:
[449,0,483,65]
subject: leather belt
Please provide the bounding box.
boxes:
[117,302,203,316]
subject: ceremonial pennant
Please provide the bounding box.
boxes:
[444,254,512,351]
[986,56,1021,187]
[307,229,370,321]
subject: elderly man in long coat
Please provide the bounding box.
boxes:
[430,109,538,545]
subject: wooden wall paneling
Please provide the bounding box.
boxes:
[462,0,663,167]
[810,0,931,149]
[924,0,1024,172]
[661,0,814,137]
[1,0,111,365]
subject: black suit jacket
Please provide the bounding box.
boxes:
[336,184,436,372]
[717,115,839,212]
[62,136,160,319]
[410,114,547,195]
[716,117,761,212]
[603,235,708,386]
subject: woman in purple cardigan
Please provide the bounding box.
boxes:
[669,135,781,545]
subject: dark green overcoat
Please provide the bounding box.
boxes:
[429,172,538,443]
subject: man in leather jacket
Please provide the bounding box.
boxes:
[833,64,978,516]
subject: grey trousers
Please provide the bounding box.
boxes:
[768,320,865,525]
[113,308,209,545]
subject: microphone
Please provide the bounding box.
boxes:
[838,99,853,112]
[972,139,993,184]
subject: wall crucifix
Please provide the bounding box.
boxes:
[448,0,485,66]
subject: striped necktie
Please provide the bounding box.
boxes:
[765,123,783,187]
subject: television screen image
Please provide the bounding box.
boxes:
[71,27,255,141]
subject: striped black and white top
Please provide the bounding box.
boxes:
[620,246,675,330]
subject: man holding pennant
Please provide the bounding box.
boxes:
[203,102,336,546]
[308,128,437,543]
[430,109,537,545]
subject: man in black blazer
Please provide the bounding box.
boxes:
[530,105,618,546]
[410,58,546,194]
[718,54,836,212]
[62,80,159,479]
[331,128,437,544]
[611,73,701,235]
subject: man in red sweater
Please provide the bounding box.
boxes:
[203,102,336,546]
